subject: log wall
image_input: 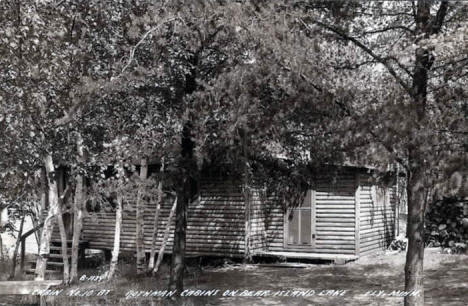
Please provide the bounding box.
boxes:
[82,181,246,257]
[80,171,396,259]
[313,173,357,254]
[247,189,268,255]
[359,181,396,256]
[262,172,357,255]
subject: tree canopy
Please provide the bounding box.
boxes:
[1,1,467,304]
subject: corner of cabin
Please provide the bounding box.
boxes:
[358,173,396,256]
[255,169,360,262]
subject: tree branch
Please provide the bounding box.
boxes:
[367,129,409,172]
[118,17,180,77]
[361,25,415,36]
[55,17,183,127]
[385,56,414,77]
[333,59,378,70]
[432,56,468,71]
[300,18,414,98]
[54,100,82,126]
[315,84,410,171]
[432,1,449,34]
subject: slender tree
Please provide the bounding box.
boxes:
[153,196,177,275]
[136,158,148,275]
[70,134,85,283]
[8,212,25,279]
[148,161,164,272]
[107,194,123,280]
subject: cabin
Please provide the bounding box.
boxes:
[79,166,397,263]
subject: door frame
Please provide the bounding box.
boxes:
[283,189,317,250]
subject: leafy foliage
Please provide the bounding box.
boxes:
[425,198,468,253]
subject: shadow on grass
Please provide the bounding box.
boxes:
[0,251,466,306]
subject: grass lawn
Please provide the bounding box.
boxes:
[3,248,463,306]
[2,213,466,305]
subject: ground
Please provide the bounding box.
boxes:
[2,214,467,305]
[2,248,466,305]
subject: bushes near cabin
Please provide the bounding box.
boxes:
[425,198,468,254]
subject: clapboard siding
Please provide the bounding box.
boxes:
[264,198,284,251]
[77,170,396,259]
[359,183,395,256]
[313,175,356,254]
[262,173,357,255]
[247,190,268,254]
[82,181,246,257]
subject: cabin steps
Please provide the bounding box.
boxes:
[23,268,60,275]
[24,238,88,278]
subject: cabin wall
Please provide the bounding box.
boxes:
[191,182,246,256]
[261,172,357,255]
[263,196,284,253]
[359,178,396,256]
[80,171,396,259]
[82,198,176,253]
[82,181,246,257]
[313,173,357,254]
[247,188,267,255]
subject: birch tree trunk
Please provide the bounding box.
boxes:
[35,154,59,281]
[56,198,70,284]
[37,167,48,243]
[29,212,40,252]
[70,135,85,283]
[8,214,25,279]
[0,233,4,261]
[136,158,148,275]
[70,175,84,283]
[30,169,44,248]
[148,160,164,272]
[107,195,123,280]
[153,196,177,274]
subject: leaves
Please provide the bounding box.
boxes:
[1,0,467,211]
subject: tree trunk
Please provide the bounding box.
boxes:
[29,212,40,253]
[404,161,426,306]
[30,170,43,249]
[35,154,59,281]
[8,213,25,279]
[37,167,48,245]
[166,52,199,293]
[0,231,4,261]
[395,164,400,237]
[70,133,85,283]
[70,175,84,282]
[148,160,164,271]
[107,195,123,280]
[169,180,189,293]
[56,199,70,284]
[40,167,48,213]
[20,238,25,272]
[403,2,442,304]
[153,196,177,274]
[136,158,148,275]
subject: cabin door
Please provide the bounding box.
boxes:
[285,190,316,249]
